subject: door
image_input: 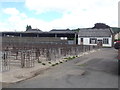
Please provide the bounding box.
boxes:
[97,39,103,46]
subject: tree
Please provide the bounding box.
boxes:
[66,28,70,30]
[26,25,32,31]
[26,25,28,31]
[92,23,110,29]
[75,28,80,32]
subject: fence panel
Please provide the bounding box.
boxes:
[1,51,11,72]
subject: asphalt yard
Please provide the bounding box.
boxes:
[4,48,119,88]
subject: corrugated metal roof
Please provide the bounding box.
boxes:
[49,29,76,34]
[79,28,113,37]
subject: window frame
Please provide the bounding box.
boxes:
[103,38,109,44]
[90,38,97,44]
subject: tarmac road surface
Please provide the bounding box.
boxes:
[5,48,119,88]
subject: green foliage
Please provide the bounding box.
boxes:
[38,60,42,63]
[55,63,59,65]
[52,64,55,66]
[72,56,76,58]
[67,38,74,40]
[64,56,77,61]
[75,28,80,32]
[26,25,32,31]
[51,63,59,66]
[64,57,68,59]
[114,39,120,41]
[48,62,51,64]
[67,57,73,60]
[111,27,120,33]
[66,28,70,30]
[67,57,72,60]
[42,63,46,65]
[59,61,63,63]
[72,28,80,32]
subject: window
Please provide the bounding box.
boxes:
[103,38,109,44]
[60,37,67,40]
[90,38,97,44]
[81,38,83,42]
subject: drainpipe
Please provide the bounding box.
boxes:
[20,33,22,37]
[37,34,39,37]
[55,34,57,38]
[74,33,77,45]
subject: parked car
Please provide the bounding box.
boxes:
[114,41,120,75]
[114,41,120,44]
[114,41,120,49]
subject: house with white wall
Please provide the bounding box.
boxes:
[114,33,119,40]
[112,27,120,40]
[78,28,114,47]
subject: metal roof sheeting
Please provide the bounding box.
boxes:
[49,29,76,34]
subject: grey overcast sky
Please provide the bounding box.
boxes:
[0,0,119,31]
